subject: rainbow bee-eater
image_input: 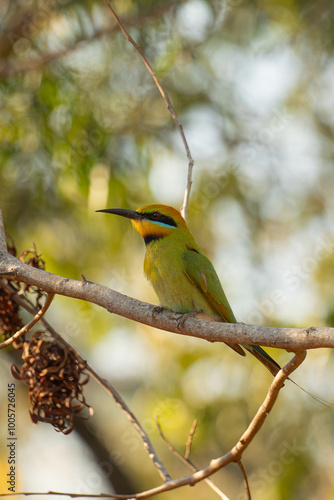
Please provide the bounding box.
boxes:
[97,204,281,376]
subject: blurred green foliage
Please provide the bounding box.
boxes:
[1,0,334,498]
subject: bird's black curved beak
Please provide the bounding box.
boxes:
[96,208,143,220]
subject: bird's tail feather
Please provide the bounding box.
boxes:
[243,345,334,407]
[242,344,281,376]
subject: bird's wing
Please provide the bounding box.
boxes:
[182,246,236,322]
[182,247,246,356]
[182,246,281,374]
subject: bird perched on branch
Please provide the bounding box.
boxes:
[97,204,281,376]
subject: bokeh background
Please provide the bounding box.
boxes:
[1,0,334,499]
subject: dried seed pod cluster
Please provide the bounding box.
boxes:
[0,285,23,343]
[12,331,92,434]
[0,240,46,346]
[0,237,24,345]
[1,237,93,434]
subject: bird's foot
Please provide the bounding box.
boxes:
[152,305,166,318]
[176,311,202,330]
[176,311,217,330]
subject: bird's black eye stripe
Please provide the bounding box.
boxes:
[143,212,178,227]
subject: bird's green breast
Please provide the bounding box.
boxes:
[143,235,220,318]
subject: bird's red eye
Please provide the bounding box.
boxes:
[152,212,160,219]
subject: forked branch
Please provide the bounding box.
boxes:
[155,417,230,500]
[0,351,306,499]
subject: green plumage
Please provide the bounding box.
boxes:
[99,204,281,376]
[145,231,233,320]
[144,225,282,372]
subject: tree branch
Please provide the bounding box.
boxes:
[0,250,333,350]
[86,364,171,482]
[237,461,251,500]
[155,417,230,500]
[229,351,306,458]
[185,418,198,461]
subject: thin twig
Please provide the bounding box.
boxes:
[87,365,171,482]
[102,0,194,220]
[230,351,307,459]
[0,278,170,482]
[237,461,251,500]
[181,164,194,221]
[155,416,230,500]
[0,292,54,349]
[185,418,198,460]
